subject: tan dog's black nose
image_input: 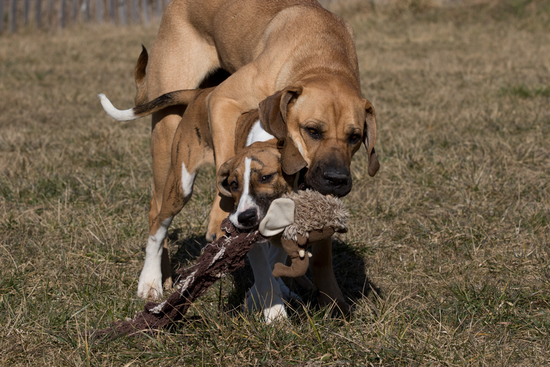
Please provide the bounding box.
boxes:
[308,164,352,197]
[323,171,350,186]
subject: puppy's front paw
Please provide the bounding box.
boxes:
[163,277,173,290]
[137,268,163,300]
[245,284,288,323]
[206,206,227,242]
[206,225,225,243]
[263,303,288,324]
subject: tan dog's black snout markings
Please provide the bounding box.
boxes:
[258,79,379,197]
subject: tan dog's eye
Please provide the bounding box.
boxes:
[259,173,275,183]
[348,133,361,145]
[230,180,239,191]
[306,127,322,140]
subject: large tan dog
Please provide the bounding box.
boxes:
[145,0,379,309]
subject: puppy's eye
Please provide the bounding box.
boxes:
[230,181,239,191]
[306,127,322,140]
[348,133,361,145]
[259,173,274,183]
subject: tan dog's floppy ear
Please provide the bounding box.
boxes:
[259,87,307,175]
[279,138,307,176]
[363,99,380,177]
[216,160,233,197]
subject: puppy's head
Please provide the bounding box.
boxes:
[217,141,292,230]
[259,76,380,197]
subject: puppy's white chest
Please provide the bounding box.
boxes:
[246,120,274,146]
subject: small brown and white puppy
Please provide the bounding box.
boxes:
[101,87,308,321]
[217,140,301,322]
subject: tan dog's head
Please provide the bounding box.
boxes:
[259,76,379,197]
[217,141,292,230]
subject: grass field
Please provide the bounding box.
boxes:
[1,0,549,365]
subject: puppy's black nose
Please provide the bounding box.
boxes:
[237,209,258,227]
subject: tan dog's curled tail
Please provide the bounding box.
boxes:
[98,89,204,122]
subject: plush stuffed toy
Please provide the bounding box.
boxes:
[260,189,349,278]
[93,190,348,338]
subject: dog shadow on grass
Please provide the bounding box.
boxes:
[167,230,381,318]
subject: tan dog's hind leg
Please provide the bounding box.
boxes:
[147,6,220,238]
[309,237,350,313]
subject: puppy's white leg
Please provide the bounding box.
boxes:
[138,217,173,299]
[246,241,287,323]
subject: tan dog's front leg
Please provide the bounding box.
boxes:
[206,194,234,242]
[309,236,350,313]
[205,89,253,241]
[138,156,197,299]
[149,109,183,288]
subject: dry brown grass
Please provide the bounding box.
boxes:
[1,1,549,366]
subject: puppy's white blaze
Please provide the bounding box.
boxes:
[98,93,138,121]
[181,162,196,197]
[246,120,275,146]
[229,157,258,227]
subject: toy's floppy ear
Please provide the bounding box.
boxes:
[259,87,307,175]
[259,198,295,237]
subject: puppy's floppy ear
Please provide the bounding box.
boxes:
[216,159,233,197]
[363,99,380,177]
[259,87,307,175]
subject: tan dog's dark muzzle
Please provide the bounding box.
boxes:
[306,160,352,197]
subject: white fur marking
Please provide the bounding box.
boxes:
[137,217,173,299]
[246,120,275,146]
[229,157,258,228]
[98,93,138,121]
[181,162,196,196]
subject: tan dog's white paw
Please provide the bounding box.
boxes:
[137,268,163,300]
